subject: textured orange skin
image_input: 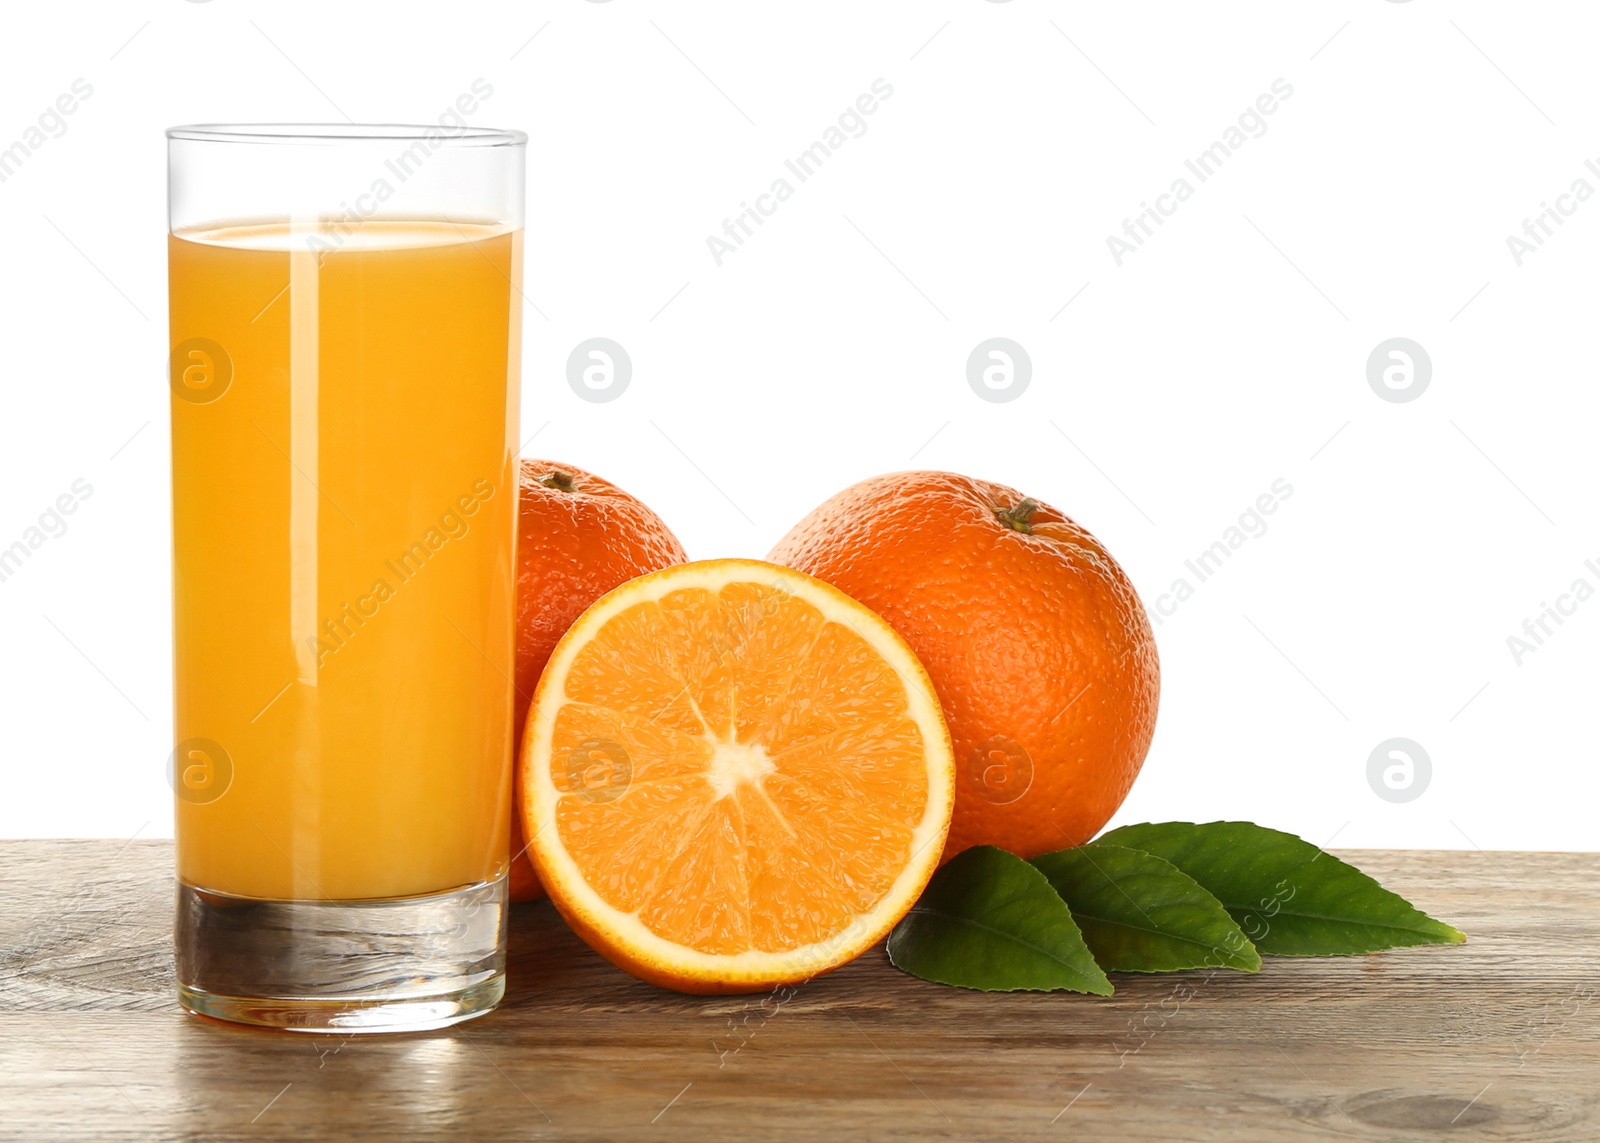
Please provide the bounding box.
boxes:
[508,460,688,901]
[768,471,1159,861]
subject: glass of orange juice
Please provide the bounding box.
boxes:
[166,124,524,1032]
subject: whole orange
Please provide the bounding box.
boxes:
[509,460,688,900]
[768,470,1158,860]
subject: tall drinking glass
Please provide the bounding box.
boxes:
[166,124,525,1032]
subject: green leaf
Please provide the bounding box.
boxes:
[1030,842,1260,973]
[886,846,1113,994]
[1100,822,1466,956]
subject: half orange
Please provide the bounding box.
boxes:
[520,559,955,993]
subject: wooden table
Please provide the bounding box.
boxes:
[3,841,1596,1141]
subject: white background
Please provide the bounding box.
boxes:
[1,1,1595,851]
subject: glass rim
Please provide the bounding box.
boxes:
[166,123,527,147]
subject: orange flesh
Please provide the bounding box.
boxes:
[549,582,931,954]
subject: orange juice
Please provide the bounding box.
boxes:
[169,220,520,901]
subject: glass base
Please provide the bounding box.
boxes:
[174,876,507,1034]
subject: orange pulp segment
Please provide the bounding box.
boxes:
[521,559,955,993]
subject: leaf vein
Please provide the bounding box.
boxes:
[906,907,1096,976]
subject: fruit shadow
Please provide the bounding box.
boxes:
[501,900,718,1013]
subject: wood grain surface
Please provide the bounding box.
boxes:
[1,840,1597,1141]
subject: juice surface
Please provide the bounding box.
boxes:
[169,220,520,900]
